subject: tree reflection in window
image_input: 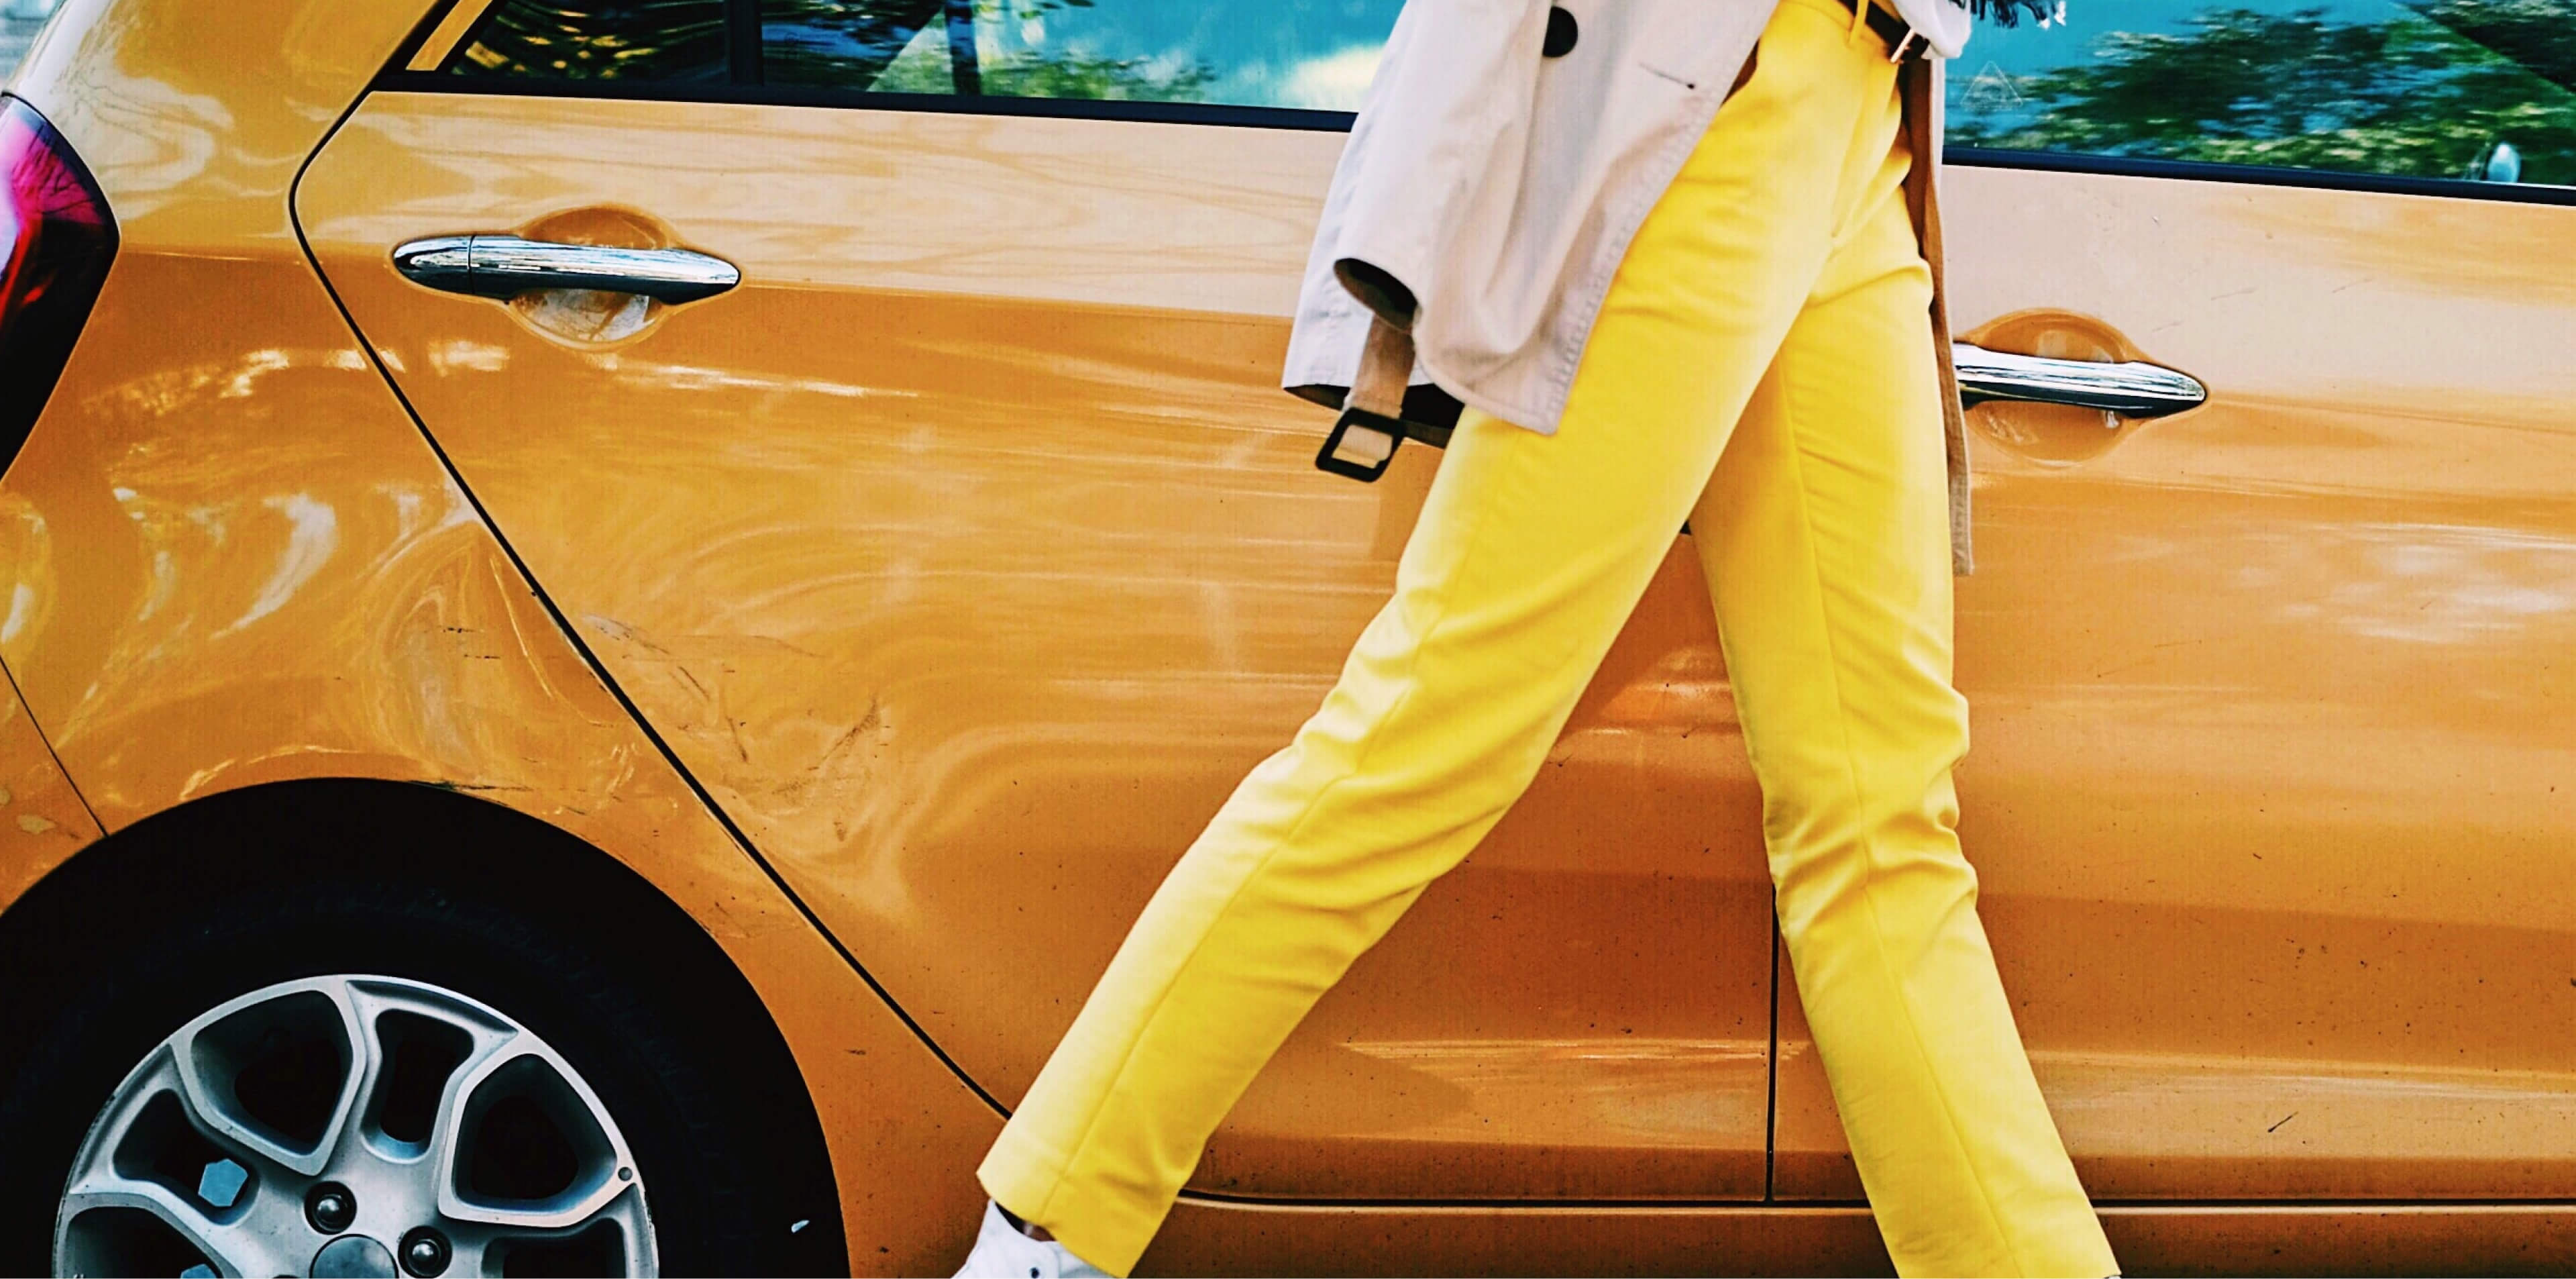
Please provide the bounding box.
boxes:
[760,0,1390,106]
[761,0,945,89]
[1952,1,2576,186]
[447,0,729,82]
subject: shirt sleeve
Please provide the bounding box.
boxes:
[1325,0,1550,331]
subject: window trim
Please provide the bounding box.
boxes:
[1950,146,2576,209]
[368,70,1367,131]
[404,0,500,72]
[372,3,2576,207]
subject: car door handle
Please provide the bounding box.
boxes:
[1951,342,2207,417]
[391,235,741,304]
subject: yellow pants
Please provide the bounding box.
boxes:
[982,1,2117,1273]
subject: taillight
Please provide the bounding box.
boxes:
[1,93,117,474]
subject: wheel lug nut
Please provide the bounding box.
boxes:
[400,1226,451,1277]
[305,1181,356,1234]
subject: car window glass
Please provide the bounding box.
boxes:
[759,0,1403,107]
[1950,0,2576,188]
[446,0,731,83]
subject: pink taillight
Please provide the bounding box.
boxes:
[1,93,117,472]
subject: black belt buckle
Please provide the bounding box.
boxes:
[1316,405,1405,482]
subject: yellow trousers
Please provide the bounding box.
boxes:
[982,1,2117,1273]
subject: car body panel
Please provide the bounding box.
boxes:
[1144,1200,2576,1278]
[0,4,1000,1271]
[293,79,2576,1213]
[296,91,1780,1202]
[0,666,101,905]
[1777,163,2576,1200]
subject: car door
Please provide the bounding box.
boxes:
[1776,0,2576,1201]
[295,0,1780,1201]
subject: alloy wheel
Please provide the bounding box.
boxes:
[52,974,656,1277]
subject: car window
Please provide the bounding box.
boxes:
[1950,0,2576,188]
[445,0,731,83]
[441,0,1402,111]
[758,0,1401,106]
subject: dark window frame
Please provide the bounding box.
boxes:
[728,0,763,85]
[376,0,2576,207]
[370,68,1363,131]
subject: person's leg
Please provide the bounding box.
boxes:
[973,5,1892,1270]
[1687,15,2118,1276]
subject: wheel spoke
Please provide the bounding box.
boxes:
[445,1182,655,1279]
[435,1042,639,1230]
[344,977,519,1162]
[169,976,367,1176]
[58,1165,288,1279]
[53,1045,304,1279]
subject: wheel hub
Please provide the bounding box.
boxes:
[52,974,657,1277]
[311,1234,398,1278]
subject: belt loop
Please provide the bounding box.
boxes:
[1847,0,1868,45]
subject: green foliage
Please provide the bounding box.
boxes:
[450,0,728,81]
[1952,2,2576,185]
[2423,0,2576,91]
[762,0,1212,98]
[761,0,940,88]
[971,50,1214,101]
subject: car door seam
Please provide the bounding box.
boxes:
[0,653,105,836]
[282,83,1011,1121]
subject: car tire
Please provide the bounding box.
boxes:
[0,874,840,1276]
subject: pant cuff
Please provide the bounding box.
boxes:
[977,1122,1165,1278]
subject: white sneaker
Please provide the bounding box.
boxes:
[953,1200,1114,1279]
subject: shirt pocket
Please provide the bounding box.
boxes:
[1633,5,1763,93]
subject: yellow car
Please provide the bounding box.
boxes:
[2,0,2572,1274]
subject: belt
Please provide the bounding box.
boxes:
[1836,0,1922,59]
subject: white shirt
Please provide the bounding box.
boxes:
[1889,0,1974,59]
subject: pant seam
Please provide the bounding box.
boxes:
[1769,334,2031,1277]
[1026,413,1536,1246]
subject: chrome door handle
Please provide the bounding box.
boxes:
[1951,342,2206,417]
[392,235,740,304]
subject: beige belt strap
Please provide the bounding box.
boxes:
[1346,314,1415,419]
[1316,315,1417,478]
